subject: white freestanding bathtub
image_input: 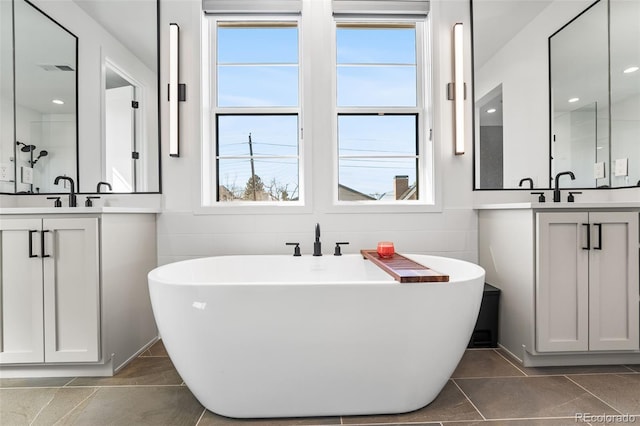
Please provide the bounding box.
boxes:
[148,254,485,418]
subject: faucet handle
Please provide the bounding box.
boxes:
[285,242,301,257]
[85,196,101,207]
[334,242,350,256]
[530,192,546,203]
[46,196,61,207]
[567,191,582,203]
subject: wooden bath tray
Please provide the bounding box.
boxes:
[360,250,449,283]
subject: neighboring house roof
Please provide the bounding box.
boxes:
[338,184,377,201]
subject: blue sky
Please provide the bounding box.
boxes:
[216,25,418,199]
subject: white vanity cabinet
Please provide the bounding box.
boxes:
[478,203,640,367]
[0,217,99,364]
[0,209,158,377]
[536,211,639,353]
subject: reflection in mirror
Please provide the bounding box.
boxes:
[105,62,144,193]
[14,0,77,194]
[550,0,608,189]
[0,0,159,195]
[475,84,503,189]
[470,0,640,190]
[472,0,560,190]
[610,0,640,188]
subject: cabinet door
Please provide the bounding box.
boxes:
[588,212,639,351]
[0,218,44,364]
[42,218,100,363]
[536,212,590,352]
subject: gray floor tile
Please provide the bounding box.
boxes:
[57,386,203,425]
[0,377,73,388]
[341,380,483,424]
[495,349,633,376]
[140,339,169,357]
[198,411,341,425]
[455,376,618,420]
[569,374,640,415]
[452,349,525,378]
[68,357,182,386]
[0,387,95,425]
[626,365,640,373]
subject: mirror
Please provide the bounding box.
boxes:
[472,0,640,190]
[2,0,77,194]
[0,0,159,194]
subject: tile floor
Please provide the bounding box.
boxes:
[1,342,639,425]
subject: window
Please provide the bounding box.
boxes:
[336,22,427,202]
[202,3,433,210]
[212,21,300,203]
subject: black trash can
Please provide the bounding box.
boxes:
[468,283,500,348]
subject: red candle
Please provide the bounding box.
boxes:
[377,241,395,258]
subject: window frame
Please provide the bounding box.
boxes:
[332,17,433,207]
[201,15,307,210]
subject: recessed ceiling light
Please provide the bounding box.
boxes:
[568,97,579,103]
[624,66,639,74]
[52,99,64,105]
[486,108,496,114]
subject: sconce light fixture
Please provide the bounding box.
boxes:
[448,22,465,155]
[169,23,186,157]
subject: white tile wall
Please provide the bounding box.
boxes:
[156,0,479,266]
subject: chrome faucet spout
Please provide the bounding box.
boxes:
[553,171,575,202]
[313,223,322,256]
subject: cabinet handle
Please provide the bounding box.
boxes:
[582,223,590,250]
[28,230,38,258]
[41,230,50,258]
[593,223,602,250]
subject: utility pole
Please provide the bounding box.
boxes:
[248,132,257,200]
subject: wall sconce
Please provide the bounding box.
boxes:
[447,22,465,155]
[169,23,186,157]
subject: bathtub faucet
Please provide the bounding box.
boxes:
[313,223,322,256]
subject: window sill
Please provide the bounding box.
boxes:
[322,200,443,214]
[194,201,312,215]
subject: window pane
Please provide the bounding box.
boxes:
[217,114,299,202]
[218,26,298,64]
[338,158,418,201]
[338,115,416,156]
[337,66,416,107]
[337,27,415,64]
[218,66,298,107]
[218,159,299,202]
[218,115,298,157]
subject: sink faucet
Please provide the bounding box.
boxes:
[518,177,533,188]
[553,171,575,202]
[54,176,77,207]
[96,181,112,193]
[313,223,322,256]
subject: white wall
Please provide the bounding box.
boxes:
[611,94,640,187]
[475,0,592,189]
[29,0,158,193]
[157,0,478,265]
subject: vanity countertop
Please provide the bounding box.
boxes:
[474,202,640,210]
[0,207,161,215]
